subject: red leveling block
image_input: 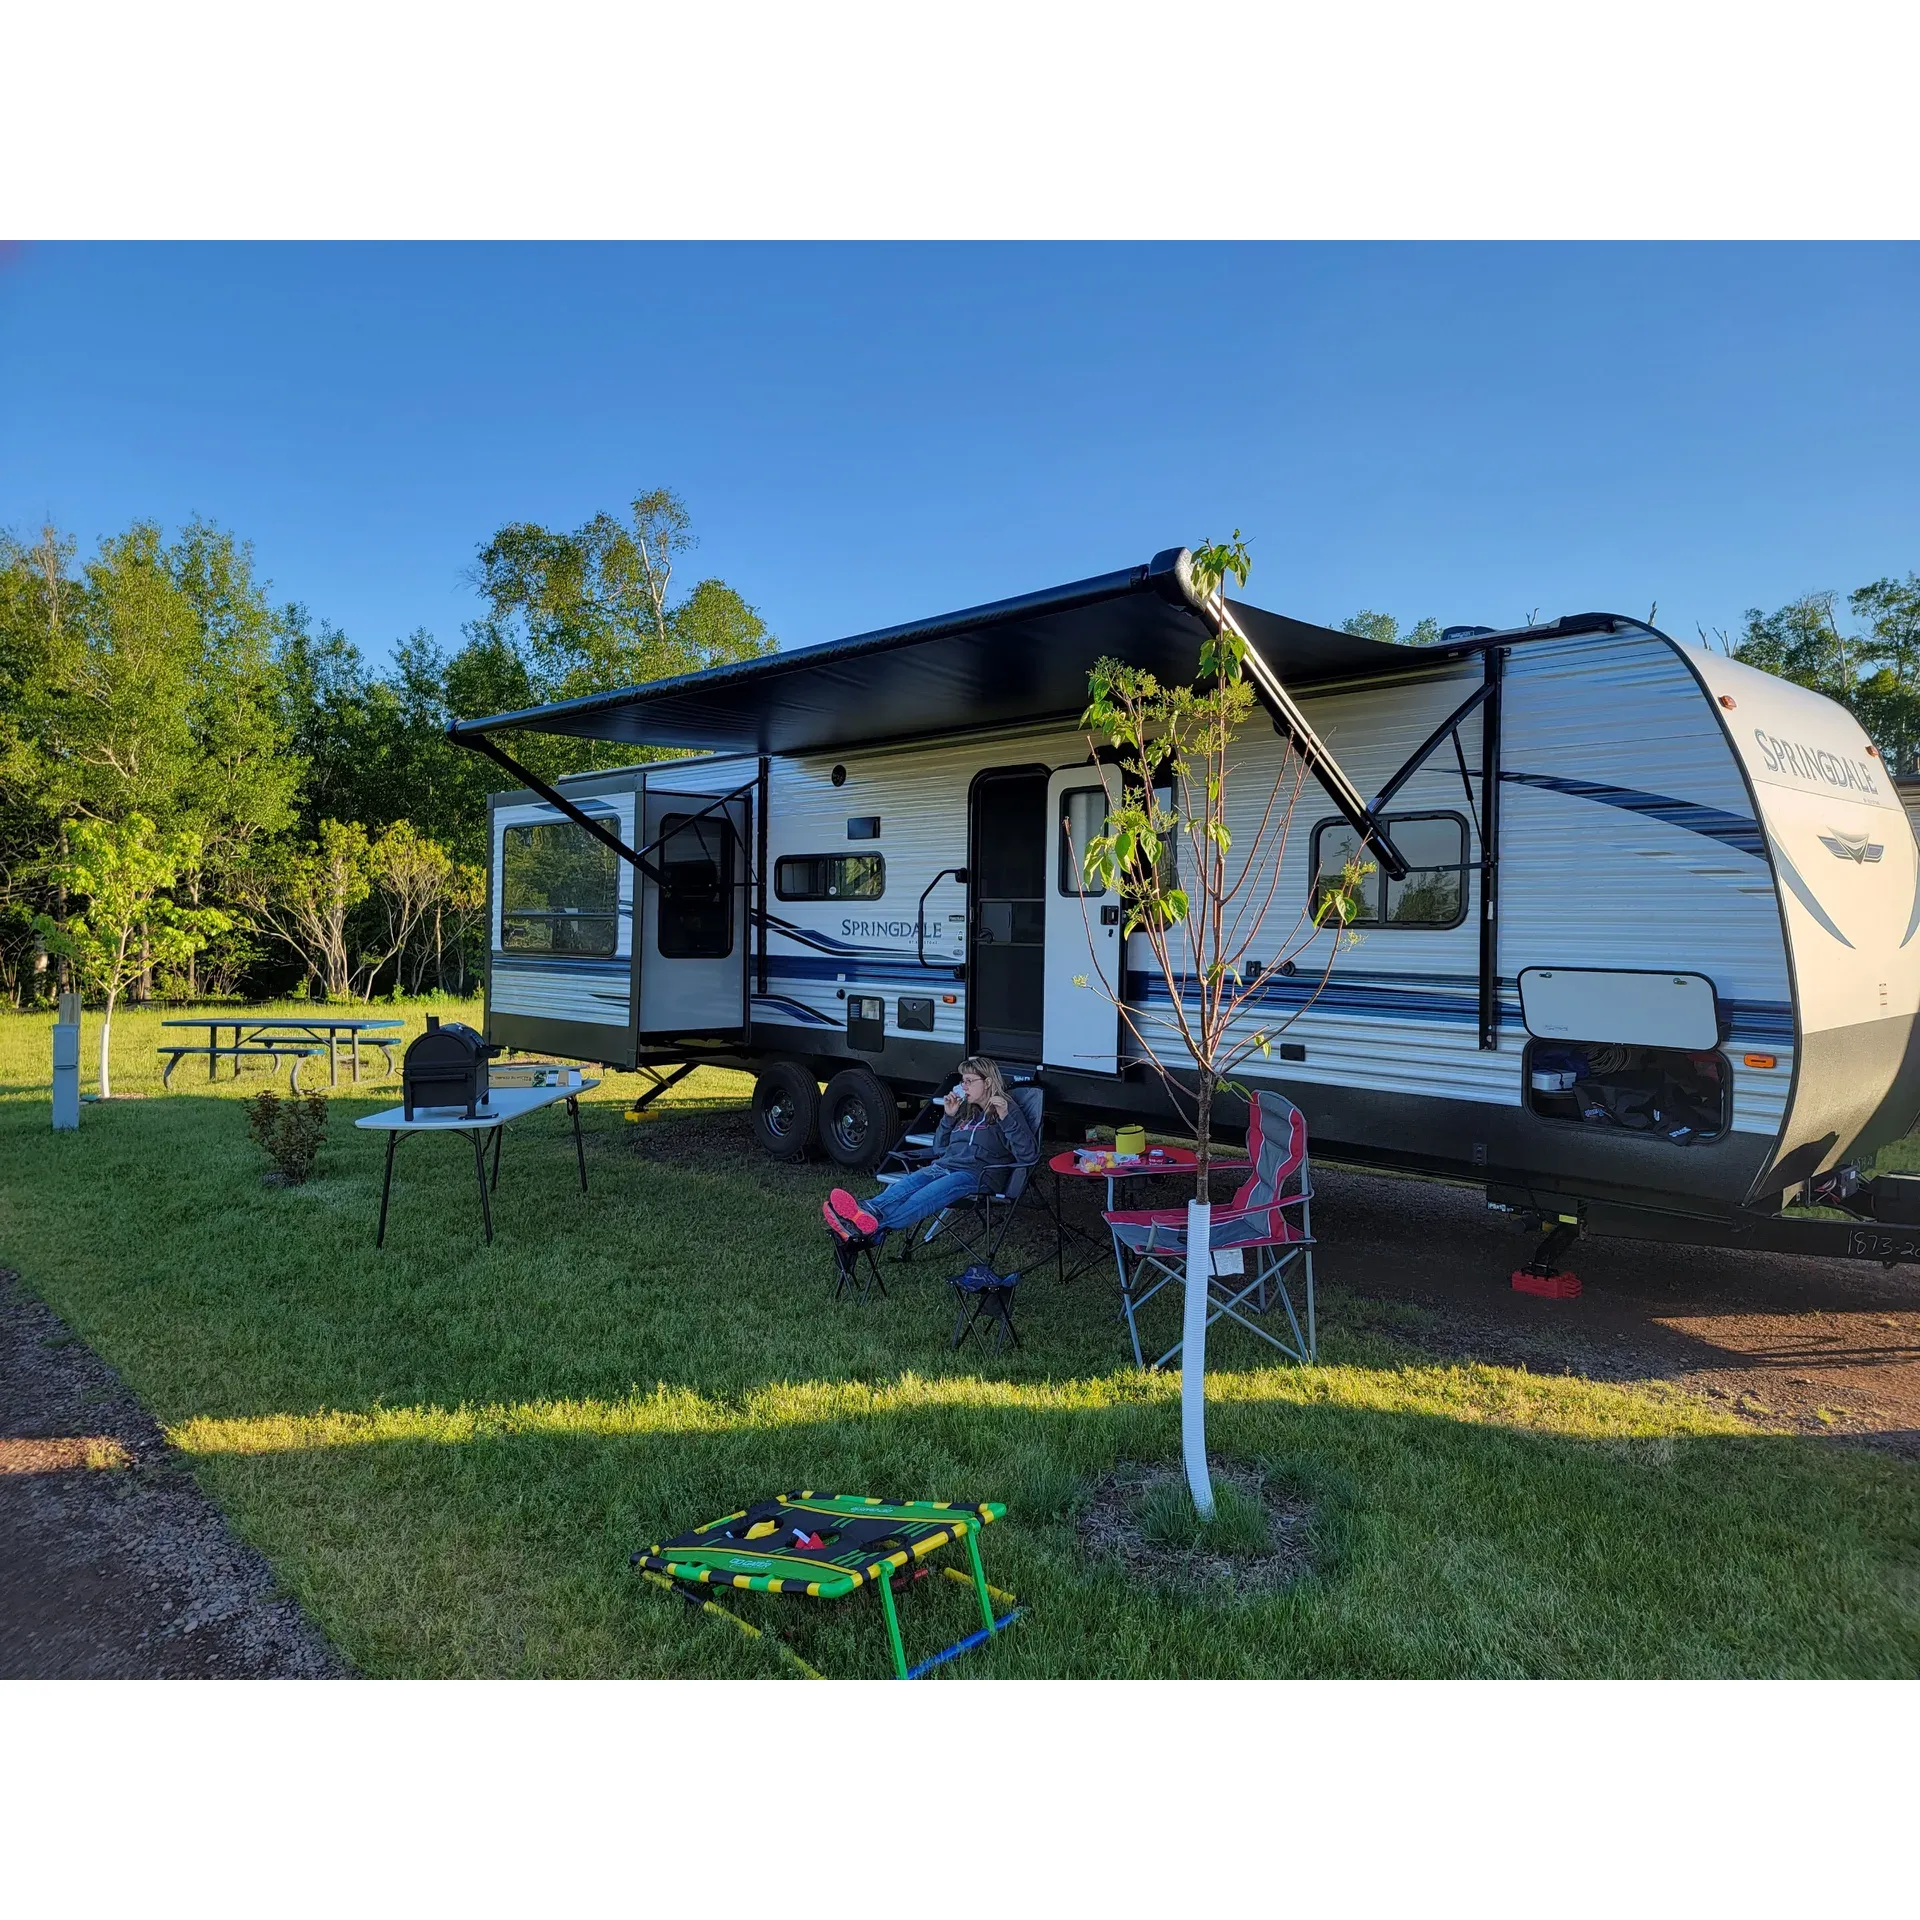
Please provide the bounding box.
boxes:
[1511,1269,1582,1299]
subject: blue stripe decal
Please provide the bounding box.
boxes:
[751,995,838,1027]
[490,953,630,974]
[1124,971,1795,1044]
[1501,771,1767,861]
[765,954,960,983]
[1902,872,1920,951]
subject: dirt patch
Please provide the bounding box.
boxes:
[1078,1461,1319,1599]
[1307,1163,1920,1460]
[0,1267,347,1679]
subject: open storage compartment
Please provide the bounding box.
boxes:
[1524,1040,1728,1146]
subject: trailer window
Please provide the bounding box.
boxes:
[657,813,736,958]
[775,854,886,901]
[1310,812,1468,929]
[500,821,620,957]
[1058,788,1112,897]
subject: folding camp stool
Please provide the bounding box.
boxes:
[949,1264,1021,1352]
[831,1232,889,1305]
[1104,1090,1317,1371]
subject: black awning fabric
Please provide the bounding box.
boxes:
[448,548,1478,758]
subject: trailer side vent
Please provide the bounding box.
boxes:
[897,996,934,1032]
[847,816,881,840]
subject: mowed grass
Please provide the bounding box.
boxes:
[2,1000,1918,1677]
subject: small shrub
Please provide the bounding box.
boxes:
[242,1088,330,1184]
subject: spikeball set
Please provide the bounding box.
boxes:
[631,1492,1023,1679]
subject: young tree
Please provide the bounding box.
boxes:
[234,819,374,1001]
[1081,537,1370,1198]
[33,816,227,1097]
[1080,535,1370,1518]
[363,821,454,999]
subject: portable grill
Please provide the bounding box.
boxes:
[402,1015,499,1120]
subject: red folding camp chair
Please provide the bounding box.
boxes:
[1102,1089,1316,1371]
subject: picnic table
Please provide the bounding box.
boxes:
[354,1079,599,1247]
[159,1017,405,1089]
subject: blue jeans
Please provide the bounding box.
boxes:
[864,1165,988,1242]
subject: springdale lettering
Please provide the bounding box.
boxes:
[1751,729,1881,796]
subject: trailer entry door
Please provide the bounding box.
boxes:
[1043,771,1122,1074]
[968,767,1048,1060]
[638,788,750,1036]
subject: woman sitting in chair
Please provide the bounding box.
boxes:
[823,1055,1036,1250]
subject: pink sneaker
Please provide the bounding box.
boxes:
[828,1188,881,1237]
[822,1200,853,1242]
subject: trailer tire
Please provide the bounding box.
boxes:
[751,1060,820,1162]
[818,1068,899,1171]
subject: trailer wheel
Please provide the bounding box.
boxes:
[819,1068,899,1171]
[751,1060,819,1161]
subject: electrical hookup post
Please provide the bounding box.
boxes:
[51,991,80,1131]
[1183,1199,1214,1518]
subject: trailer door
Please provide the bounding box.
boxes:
[637,788,750,1036]
[1043,769,1121,1074]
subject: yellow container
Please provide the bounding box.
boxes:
[1113,1124,1147,1159]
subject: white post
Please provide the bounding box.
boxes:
[52,992,80,1131]
[1183,1198,1215,1518]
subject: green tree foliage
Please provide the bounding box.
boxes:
[2,489,768,1008]
[33,815,228,1095]
[1731,575,1920,772]
[1340,609,1444,647]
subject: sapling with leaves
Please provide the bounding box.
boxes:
[33,815,229,1097]
[1078,534,1373,1200]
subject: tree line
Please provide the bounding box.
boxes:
[1343,581,1920,771]
[0,490,773,1022]
[4,497,1912,1031]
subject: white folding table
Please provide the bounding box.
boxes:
[354,1080,599,1247]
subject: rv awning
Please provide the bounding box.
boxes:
[447,547,1479,759]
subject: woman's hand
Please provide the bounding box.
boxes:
[942,1088,964,1117]
[986,1092,1009,1121]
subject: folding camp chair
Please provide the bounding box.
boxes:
[1103,1089,1317,1371]
[906,1083,1048,1274]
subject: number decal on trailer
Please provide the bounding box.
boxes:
[1846,1230,1920,1261]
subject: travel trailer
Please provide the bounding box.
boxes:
[451,548,1920,1268]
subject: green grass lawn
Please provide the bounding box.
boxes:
[3,999,1917,1677]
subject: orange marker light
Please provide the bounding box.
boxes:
[1743,1053,1777,1069]
[942,994,957,1004]
[1719,694,1737,709]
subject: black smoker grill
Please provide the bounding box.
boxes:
[403,1016,499,1120]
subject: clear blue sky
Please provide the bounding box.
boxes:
[2,243,1915,667]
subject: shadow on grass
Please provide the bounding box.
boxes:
[172,1383,1920,1681]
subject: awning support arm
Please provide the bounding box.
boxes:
[1368,679,1496,816]
[451,728,669,887]
[630,778,760,873]
[1206,595,1410,881]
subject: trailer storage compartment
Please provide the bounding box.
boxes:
[1525,1040,1728,1145]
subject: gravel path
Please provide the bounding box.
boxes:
[0,1268,345,1679]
